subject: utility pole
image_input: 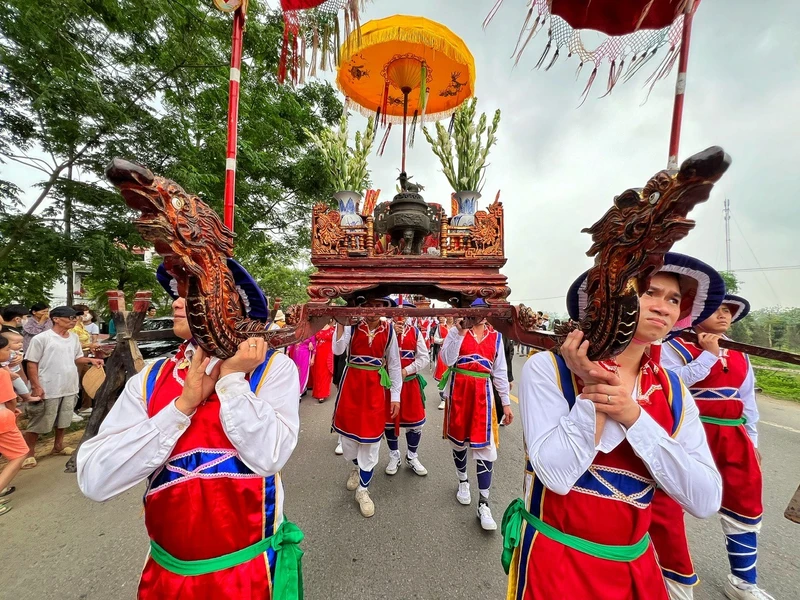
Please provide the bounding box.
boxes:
[723,198,732,272]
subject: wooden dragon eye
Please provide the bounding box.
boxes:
[648,192,660,204]
[172,198,184,210]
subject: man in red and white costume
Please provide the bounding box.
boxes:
[504,254,723,600]
[658,293,773,600]
[439,298,513,531]
[78,263,302,600]
[332,297,402,518]
[384,308,430,476]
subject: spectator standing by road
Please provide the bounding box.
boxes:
[22,303,52,353]
[1,305,27,335]
[0,336,27,514]
[22,306,103,468]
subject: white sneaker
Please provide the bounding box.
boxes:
[385,451,401,475]
[724,575,775,600]
[456,481,471,505]
[334,442,343,455]
[477,502,497,531]
[78,408,93,416]
[346,468,360,491]
[406,456,428,476]
[355,488,375,518]
[438,399,445,410]
[71,413,83,423]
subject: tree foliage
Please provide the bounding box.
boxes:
[720,271,739,294]
[731,307,800,353]
[0,0,340,310]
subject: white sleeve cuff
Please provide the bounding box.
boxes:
[152,399,193,438]
[215,371,252,400]
[697,351,720,369]
[624,409,669,464]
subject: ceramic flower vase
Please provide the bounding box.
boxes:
[450,191,481,227]
[333,191,364,227]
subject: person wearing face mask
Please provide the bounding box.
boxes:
[438,298,513,531]
[654,294,772,600]
[384,304,429,477]
[1,305,27,335]
[502,253,724,600]
[77,263,303,600]
[332,297,402,518]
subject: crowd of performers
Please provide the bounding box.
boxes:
[73,253,773,600]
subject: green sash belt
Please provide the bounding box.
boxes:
[348,363,392,389]
[149,519,304,600]
[501,498,650,574]
[437,366,491,390]
[404,373,428,391]
[700,415,747,426]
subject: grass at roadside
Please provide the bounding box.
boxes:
[751,356,800,371]
[753,367,800,401]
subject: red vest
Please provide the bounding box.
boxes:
[332,321,394,443]
[510,352,684,600]
[389,325,426,428]
[138,344,280,599]
[444,327,501,448]
[666,338,748,420]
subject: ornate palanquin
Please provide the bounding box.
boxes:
[308,200,509,305]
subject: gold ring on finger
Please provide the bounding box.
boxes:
[606,394,612,404]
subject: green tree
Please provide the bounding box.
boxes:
[1,1,339,308]
[0,214,63,305]
[720,271,739,294]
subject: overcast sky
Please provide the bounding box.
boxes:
[4,1,798,314]
[333,0,799,315]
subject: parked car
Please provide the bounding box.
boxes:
[97,317,182,361]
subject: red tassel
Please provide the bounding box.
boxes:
[278,25,290,84]
[377,124,392,156]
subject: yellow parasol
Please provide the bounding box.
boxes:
[337,15,476,172]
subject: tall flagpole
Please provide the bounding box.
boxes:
[667,0,697,169]
[223,4,247,231]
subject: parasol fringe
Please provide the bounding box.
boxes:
[335,18,341,68]
[380,80,389,127]
[377,123,392,156]
[483,0,506,29]
[310,28,319,78]
[577,66,598,107]
[340,25,474,70]
[622,48,658,83]
[342,96,464,125]
[299,35,306,85]
[642,43,680,104]
[544,47,560,71]
[447,113,455,135]
[534,34,552,70]
[511,8,536,59]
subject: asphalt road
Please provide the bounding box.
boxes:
[2,355,799,600]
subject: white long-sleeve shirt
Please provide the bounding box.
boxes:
[439,326,511,406]
[77,344,300,503]
[518,351,722,519]
[661,342,760,447]
[333,322,402,403]
[401,325,430,376]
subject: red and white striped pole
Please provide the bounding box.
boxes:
[224,6,246,231]
[667,0,697,169]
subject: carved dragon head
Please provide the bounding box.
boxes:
[106,158,235,299]
[565,146,731,359]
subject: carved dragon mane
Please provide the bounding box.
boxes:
[106,159,306,358]
[559,146,731,360]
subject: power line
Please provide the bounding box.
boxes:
[730,265,800,273]
[731,214,781,306]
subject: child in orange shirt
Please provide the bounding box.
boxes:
[0,335,27,514]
